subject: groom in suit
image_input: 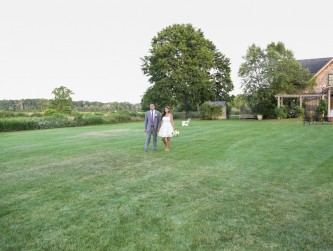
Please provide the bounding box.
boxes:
[144,102,161,152]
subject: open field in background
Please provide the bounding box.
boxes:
[1,119,332,250]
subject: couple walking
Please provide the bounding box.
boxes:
[144,102,175,152]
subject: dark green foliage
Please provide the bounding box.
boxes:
[287,105,305,118]
[239,42,315,118]
[171,112,200,119]
[140,85,178,112]
[0,111,25,118]
[0,111,43,118]
[296,106,305,117]
[49,86,75,113]
[74,101,141,112]
[141,23,233,116]
[76,115,104,125]
[43,109,57,116]
[200,103,224,119]
[0,116,76,132]
[316,99,328,116]
[0,112,137,132]
[0,99,141,113]
[275,106,287,119]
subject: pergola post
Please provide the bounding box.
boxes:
[299,95,303,107]
[328,88,331,117]
[277,96,280,108]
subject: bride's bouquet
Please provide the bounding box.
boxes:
[173,129,180,136]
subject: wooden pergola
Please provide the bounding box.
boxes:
[275,86,333,117]
[324,86,333,116]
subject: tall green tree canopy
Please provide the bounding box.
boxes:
[141,24,233,115]
[50,86,75,113]
[238,42,315,118]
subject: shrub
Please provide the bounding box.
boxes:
[200,103,224,120]
[275,106,287,119]
[172,112,200,119]
[0,111,32,118]
[316,99,328,116]
[0,111,142,132]
[287,107,297,118]
[30,112,43,117]
[0,111,15,118]
[44,109,57,116]
[295,106,305,118]
[52,113,67,118]
[73,114,103,126]
[106,113,131,124]
[0,118,39,132]
[82,115,104,125]
[128,112,145,118]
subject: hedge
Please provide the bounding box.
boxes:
[0,112,139,132]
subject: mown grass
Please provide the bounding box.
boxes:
[1,119,332,250]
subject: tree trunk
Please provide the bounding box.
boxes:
[184,96,189,119]
[196,102,200,113]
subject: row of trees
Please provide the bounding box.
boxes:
[0,90,140,113]
[141,24,315,118]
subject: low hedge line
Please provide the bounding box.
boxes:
[0,111,43,118]
[0,113,137,132]
[172,112,200,119]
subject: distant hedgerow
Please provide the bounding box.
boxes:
[0,112,141,132]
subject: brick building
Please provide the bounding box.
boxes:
[276,57,333,117]
[299,57,333,116]
[298,57,333,93]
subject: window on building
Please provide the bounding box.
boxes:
[329,74,333,86]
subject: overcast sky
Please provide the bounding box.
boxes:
[1,0,332,103]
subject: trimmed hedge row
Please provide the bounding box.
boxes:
[172,112,200,119]
[0,111,43,118]
[0,113,135,132]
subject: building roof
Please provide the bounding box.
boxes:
[206,101,227,106]
[298,57,333,74]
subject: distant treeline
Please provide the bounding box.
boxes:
[0,99,141,112]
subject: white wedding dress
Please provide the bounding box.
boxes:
[158,116,174,137]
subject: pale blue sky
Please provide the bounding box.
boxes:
[1,0,332,103]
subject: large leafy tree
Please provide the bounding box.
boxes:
[141,24,233,116]
[50,86,75,113]
[238,42,315,118]
[141,84,178,111]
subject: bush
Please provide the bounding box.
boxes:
[30,112,43,117]
[106,113,131,124]
[295,106,305,118]
[172,112,200,119]
[275,106,287,119]
[316,99,328,116]
[200,103,224,120]
[82,115,104,125]
[44,109,57,116]
[128,112,145,118]
[0,118,37,131]
[0,111,143,132]
[0,111,32,118]
[0,111,14,118]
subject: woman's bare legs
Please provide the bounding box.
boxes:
[162,137,167,150]
[166,137,171,151]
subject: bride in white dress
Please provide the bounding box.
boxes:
[158,106,175,152]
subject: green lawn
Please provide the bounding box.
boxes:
[1,119,332,250]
